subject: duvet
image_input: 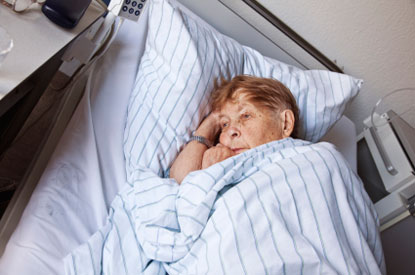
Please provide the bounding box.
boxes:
[64,138,385,274]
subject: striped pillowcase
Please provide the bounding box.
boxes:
[123,0,362,177]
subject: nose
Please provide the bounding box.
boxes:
[226,126,240,139]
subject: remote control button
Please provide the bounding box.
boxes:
[138,3,143,8]
[132,1,137,7]
[126,0,131,4]
[129,8,134,14]
[135,10,140,16]
[122,6,128,12]
[141,0,146,2]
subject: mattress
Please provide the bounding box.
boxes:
[0,16,148,275]
[0,7,358,275]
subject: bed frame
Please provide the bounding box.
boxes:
[0,0,350,256]
[179,0,342,72]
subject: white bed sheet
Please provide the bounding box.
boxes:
[0,7,357,275]
[0,17,148,275]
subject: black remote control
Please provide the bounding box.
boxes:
[42,0,93,29]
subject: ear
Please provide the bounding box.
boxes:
[280,109,295,138]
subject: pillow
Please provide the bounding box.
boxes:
[123,0,362,178]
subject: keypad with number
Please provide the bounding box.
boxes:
[119,0,147,21]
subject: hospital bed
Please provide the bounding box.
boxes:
[0,0,384,274]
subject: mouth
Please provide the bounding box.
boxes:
[232,148,247,154]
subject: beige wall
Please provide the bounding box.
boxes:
[258,0,415,133]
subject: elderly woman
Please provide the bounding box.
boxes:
[170,75,299,184]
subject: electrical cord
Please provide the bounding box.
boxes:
[95,0,108,10]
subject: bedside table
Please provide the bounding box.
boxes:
[0,0,106,255]
[356,113,415,231]
[0,0,105,156]
[357,121,415,275]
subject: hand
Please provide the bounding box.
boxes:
[194,111,221,142]
[202,143,235,169]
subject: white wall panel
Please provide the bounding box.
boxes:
[257,0,415,132]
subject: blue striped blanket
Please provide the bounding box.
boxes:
[64,138,385,274]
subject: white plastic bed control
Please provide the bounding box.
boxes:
[108,0,148,21]
[57,0,148,86]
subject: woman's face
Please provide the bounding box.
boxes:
[218,98,284,155]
